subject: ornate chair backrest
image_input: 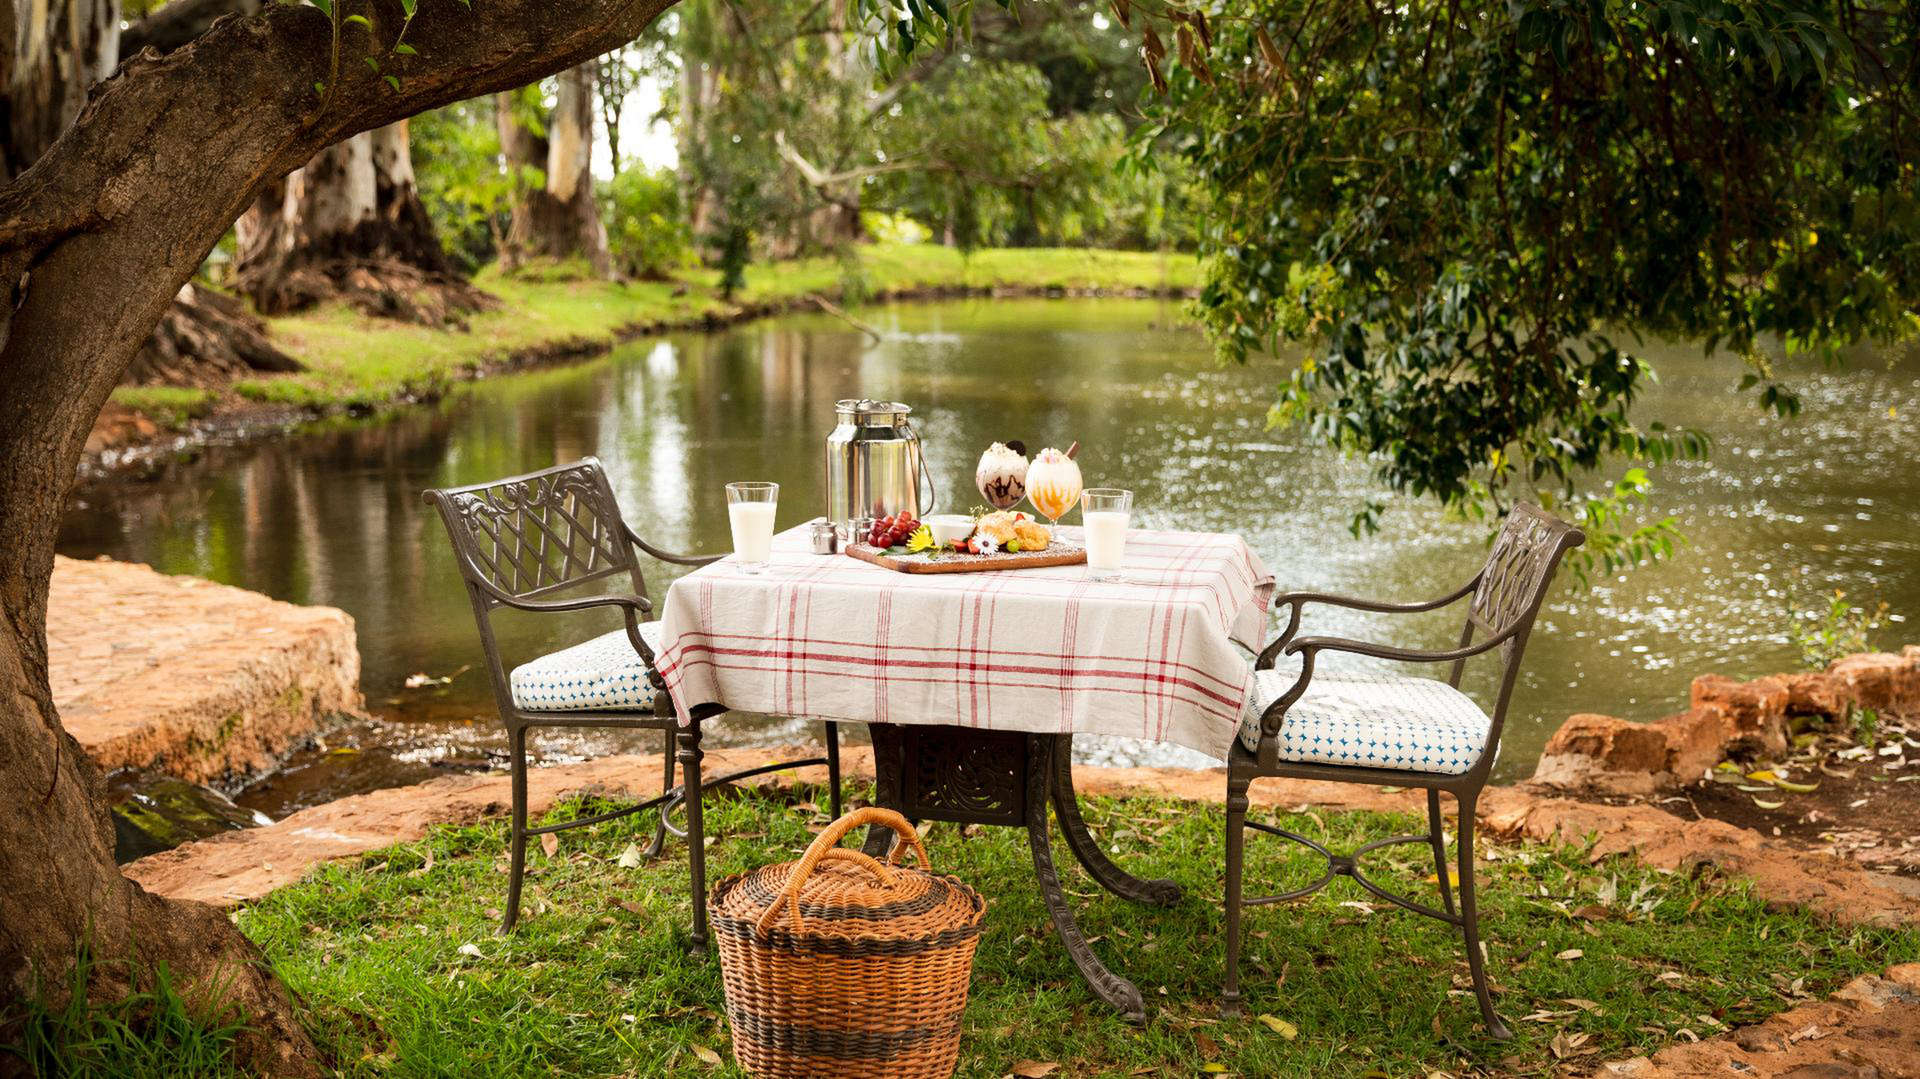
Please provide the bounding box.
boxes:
[1450,503,1584,771]
[423,459,647,705]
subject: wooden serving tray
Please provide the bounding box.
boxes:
[845,541,1087,574]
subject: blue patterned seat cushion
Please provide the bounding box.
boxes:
[1238,668,1492,774]
[509,622,666,712]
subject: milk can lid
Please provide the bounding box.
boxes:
[835,399,912,423]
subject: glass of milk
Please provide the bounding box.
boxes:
[1080,488,1132,582]
[725,482,779,574]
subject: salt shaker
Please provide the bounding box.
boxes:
[809,518,839,555]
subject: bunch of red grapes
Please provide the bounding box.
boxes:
[865,512,920,548]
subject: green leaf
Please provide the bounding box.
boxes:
[392,42,417,56]
[343,13,371,30]
[384,74,401,92]
[308,0,331,16]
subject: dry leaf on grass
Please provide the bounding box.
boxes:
[1257,1013,1298,1039]
[616,843,643,869]
[1009,1062,1059,1078]
[540,833,559,858]
[1556,948,1585,960]
[689,1043,723,1066]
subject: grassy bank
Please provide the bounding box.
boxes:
[69,782,1897,1077]
[107,245,1198,425]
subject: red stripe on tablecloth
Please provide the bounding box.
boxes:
[657,626,1247,696]
[661,640,1247,715]
[669,653,1244,725]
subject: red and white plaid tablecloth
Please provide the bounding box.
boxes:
[655,524,1276,759]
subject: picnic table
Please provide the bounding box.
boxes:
[656,523,1276,1019]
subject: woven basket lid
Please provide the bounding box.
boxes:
[710,808,984,944]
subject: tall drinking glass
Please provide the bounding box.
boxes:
[725,482,779,574]
[1081,488,1132,582]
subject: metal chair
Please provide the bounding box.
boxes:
[424,458,843,942]
[1224,504,1583,1037]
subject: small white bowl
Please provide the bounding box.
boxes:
[924,514,975,546]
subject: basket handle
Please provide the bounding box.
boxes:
[754,807,928,935]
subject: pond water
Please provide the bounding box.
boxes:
[60,298,1920,818]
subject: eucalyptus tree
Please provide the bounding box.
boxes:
[495,64,616,277]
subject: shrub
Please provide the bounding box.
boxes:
[601,168,691,281]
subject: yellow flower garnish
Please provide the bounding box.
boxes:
[905,524,934,553]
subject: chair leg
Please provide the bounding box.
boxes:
[1221,771,1252,1017]
[500,724,529,935]
[643,726,675,859]
[678,725,709,949]
[1455,791,1511,1039]
[1427,787,1456,918]
[825,721,843,819]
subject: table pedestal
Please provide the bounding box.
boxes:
[864,724,1182,1021]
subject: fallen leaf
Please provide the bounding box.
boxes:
[1746,769,1779,782]
[540,833,559,858]
[1752,798,1786,810]
[1195,1031,1219,1056]
[1571,904,1612,921]
[457,943,484,959]
[1555,948,1584,961]
[690,1043,723,1066]
[1773,779,1820,793]
[1258,1013,1299,1039]
[1010,1062,1059,1078]
[617,843,643,869]
[407,849,435,878]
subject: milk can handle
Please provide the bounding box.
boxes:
[903,417,937,513]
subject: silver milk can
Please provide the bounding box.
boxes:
[823,399,937,525]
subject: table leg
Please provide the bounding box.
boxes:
[1050,738,1182,907]
[861,722,906,859]
[1027,735,1147,1022]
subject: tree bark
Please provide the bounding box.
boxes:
[0,0,680,1067]
[234,120,493,325]
[502,63,613,277]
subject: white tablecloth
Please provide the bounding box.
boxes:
[655,524,1275,759]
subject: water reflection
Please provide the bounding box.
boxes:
[59,299,1920,814]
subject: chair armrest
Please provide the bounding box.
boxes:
[1248,627,1516,753]
[1257,576,1480,669]
[476,581,667,681]
[622,522,724,567]
[1281,630,1511,665]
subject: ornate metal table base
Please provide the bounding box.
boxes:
[865,724,1181,1021]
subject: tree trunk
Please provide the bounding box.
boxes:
[494,88,546,273]
[2,0,117,179]
[0,0,682,1067]
[502,63,613,277]
[8,0,296,391]
[234,120,493,326]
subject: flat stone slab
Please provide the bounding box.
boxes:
[50,555,363,786]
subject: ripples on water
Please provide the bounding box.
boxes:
[59,299,1919,815]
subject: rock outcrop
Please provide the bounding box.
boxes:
[50,555,364,786]
[1533,646,1920,795]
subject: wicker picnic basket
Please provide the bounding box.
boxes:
[708,807,986,1079]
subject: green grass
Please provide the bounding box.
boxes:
[106,385,219,429]
[223,244,1198,413]
[226,783,1915,1077]
[1,945,246,1079]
